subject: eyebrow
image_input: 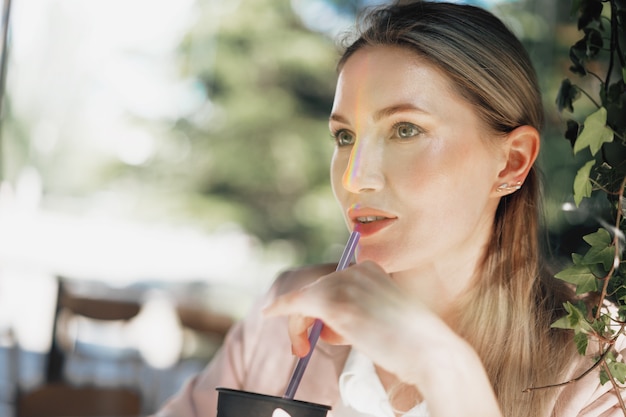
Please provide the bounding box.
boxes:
[329,103,430,125]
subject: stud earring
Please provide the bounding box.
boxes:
[496,183,509,192]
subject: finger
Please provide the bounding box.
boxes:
[288,314,316,357]
[263,290,307,317]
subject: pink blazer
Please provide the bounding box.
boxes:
[153,265,626,417]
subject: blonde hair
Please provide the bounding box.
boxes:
[339,1,577,415]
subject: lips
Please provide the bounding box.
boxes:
[348,208,397,237]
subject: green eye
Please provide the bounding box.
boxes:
[334,130,355,146]
[394,122,422,139]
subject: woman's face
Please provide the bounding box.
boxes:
[330,45,507,277]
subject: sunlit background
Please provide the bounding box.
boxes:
[0,0,607,415]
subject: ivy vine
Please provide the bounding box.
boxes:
[552,0,626,408]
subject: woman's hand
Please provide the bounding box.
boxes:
[263,260,503,417]
[264,261,441,379]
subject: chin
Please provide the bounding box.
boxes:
[355,248,395,272]
[356,244,430,275]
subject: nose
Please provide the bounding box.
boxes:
[342,137,385,193]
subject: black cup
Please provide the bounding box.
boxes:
[216,388,331,417]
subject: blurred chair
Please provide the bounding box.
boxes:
[46,277,143,384]
[20,276,236,415]
[176,304,234,361]
[176,304,233,340]
[14,277,145,417]
[16,383,141,417]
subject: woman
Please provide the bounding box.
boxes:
[154,1,626,416]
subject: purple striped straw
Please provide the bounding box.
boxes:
[283,231,360,399]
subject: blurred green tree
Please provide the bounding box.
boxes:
[163,0,348,263]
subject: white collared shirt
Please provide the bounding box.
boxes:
[334,349,429,417]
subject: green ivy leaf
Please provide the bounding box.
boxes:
[577,0,604,30]
[600,368,610,385]
[552,301,594,333]
[583,228,612,247]
[574,107,615,155]
[574,331,590,355]
[605,81,626,134]
[555,264,599,293]
[582,246,615,271]
[607,359,626,384]
[556,79,581,113]
[569,42,588,76]
[565,119,580,147]
[601,351,626,385]
[573,159,595,206]
[581,229,614,270]
[591,314,612,336]
[582,27,603,58]
[618,305,626,322]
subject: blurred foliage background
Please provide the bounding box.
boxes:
[0,0,600,273]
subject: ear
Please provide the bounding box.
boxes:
[492,125,540,196]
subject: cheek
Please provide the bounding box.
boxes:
[390,144,452,191]
[330,152,346,203]
[424,144,498,218]
[392,141,491,207]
